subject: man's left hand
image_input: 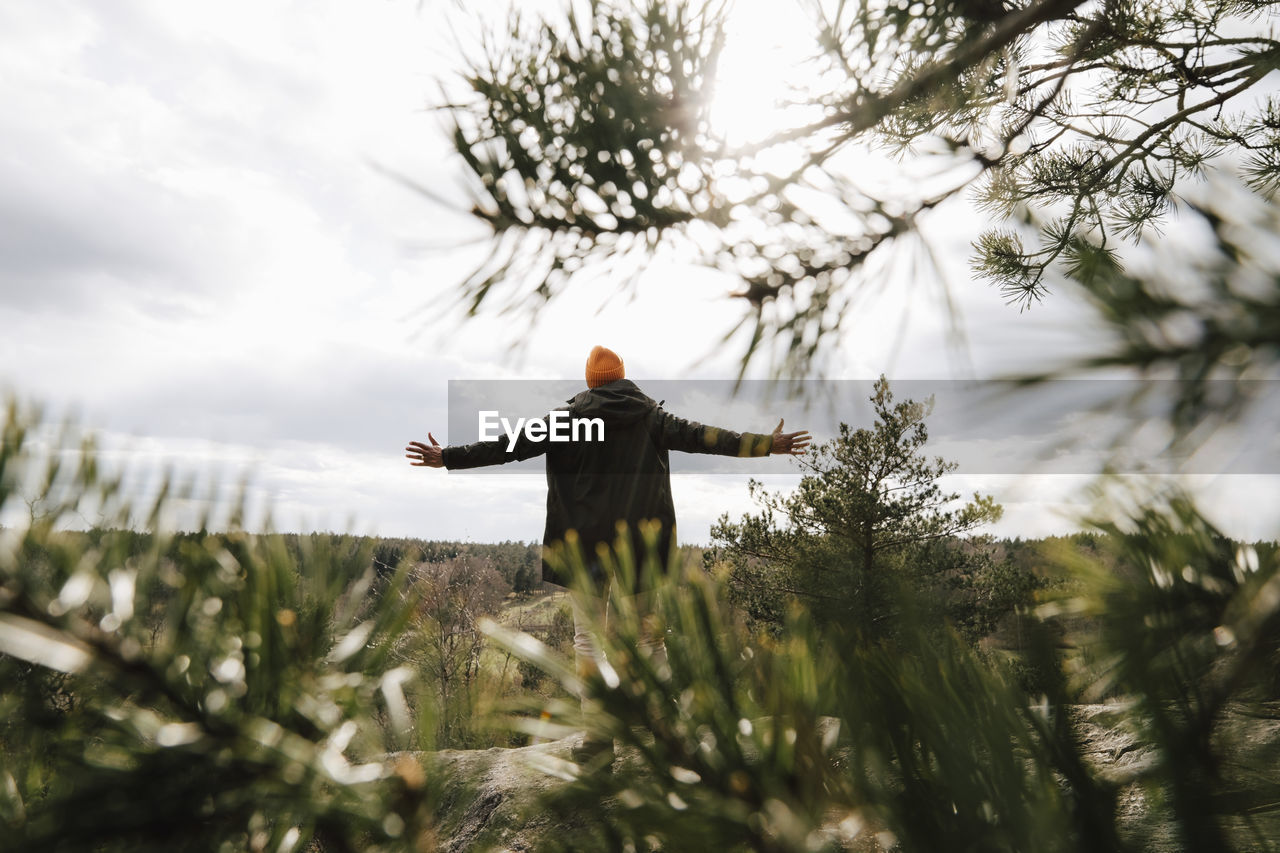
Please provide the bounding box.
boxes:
[771,419,811,456]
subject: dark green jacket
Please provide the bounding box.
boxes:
[441,379,773,591]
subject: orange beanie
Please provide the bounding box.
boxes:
[585,345,625,388]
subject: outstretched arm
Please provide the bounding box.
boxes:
[406,418,552,471]
[656,411,811,458]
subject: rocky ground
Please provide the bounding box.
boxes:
[1070,703,1280,852]
[414,736,589,853]
[413,703,1280,852]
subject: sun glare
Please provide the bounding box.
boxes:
[708,2,819,147]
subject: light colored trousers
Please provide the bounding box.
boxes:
[568,581,669,687]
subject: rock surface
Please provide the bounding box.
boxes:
[420,736,590,853]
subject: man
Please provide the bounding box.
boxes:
[405,345,810,762]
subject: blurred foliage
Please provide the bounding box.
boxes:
[485,497,1280,852]
[442,0,723,311]
[437,0,1280,389]
[711,377,1020,644]
[1034,481,1280,851]
[0,401,442,852]
[1018,186,1280,437]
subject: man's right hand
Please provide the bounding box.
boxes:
[405,434,444,468]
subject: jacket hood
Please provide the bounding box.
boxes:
[566,378,656,425]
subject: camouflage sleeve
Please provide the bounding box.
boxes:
[653,410,772,457]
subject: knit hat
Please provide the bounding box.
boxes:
[585,345,625,388]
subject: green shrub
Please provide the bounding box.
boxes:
[0,400,441,852]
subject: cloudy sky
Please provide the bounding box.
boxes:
[2,0,1276,543]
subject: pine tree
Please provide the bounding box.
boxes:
[711,376,1009,641]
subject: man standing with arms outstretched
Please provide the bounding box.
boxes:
[406,345,810,764]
